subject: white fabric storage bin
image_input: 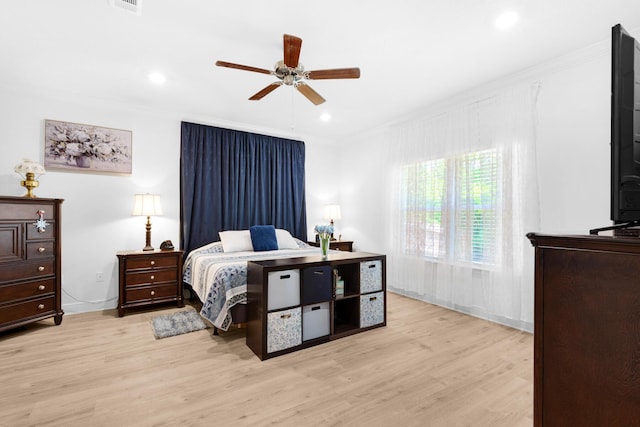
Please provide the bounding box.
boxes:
[302,302,330,341]
[360,292,384,328]
[267,307,302,353]
[360,260,382,293]
[267,269,300,310]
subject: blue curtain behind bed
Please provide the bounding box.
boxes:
[180,121,307,255]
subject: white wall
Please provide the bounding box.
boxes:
[0,88,337,314]
[339,36,617,253]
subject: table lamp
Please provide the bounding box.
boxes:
[323,204,341,240]
[132,194,162,251]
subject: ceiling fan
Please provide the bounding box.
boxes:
[215,34,360,105]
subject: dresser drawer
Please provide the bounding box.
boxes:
[126,254,178,270]
[125,284,178,303]
[125,268,177,286]
[26,221,55,240]
[0,260,55,282]
[0,296,55,324]
[26,241,55,260]
[0,202,55,221]
[0,279,54,301]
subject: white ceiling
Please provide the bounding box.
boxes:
[1,0,640,140]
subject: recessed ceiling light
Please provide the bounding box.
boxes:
[320,113,331,122]
[148,72,166,84]
[495,11,518,30]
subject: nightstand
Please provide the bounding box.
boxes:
[116,249,184,316]
[307,240,353,252]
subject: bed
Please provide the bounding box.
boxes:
[182,229,322,333]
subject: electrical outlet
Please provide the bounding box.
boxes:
[96,272,104,282]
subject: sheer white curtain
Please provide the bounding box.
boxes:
[386,84,540,331]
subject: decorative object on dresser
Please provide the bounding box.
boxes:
[0,196,63,332]
[14,159,46,198]
[527,233,640,426]
[131,193,162,251]
[246,252,386,360]
[308,239,353,252]
[116,249,184,317]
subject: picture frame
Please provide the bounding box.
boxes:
[44,119,133,174]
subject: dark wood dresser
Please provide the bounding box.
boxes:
[0,196,63,332]
[116,249,184,316]
[527,233,640,426]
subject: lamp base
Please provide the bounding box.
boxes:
[20,176,39,198]
[142,215,154,251]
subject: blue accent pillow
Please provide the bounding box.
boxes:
[249,225,278,251]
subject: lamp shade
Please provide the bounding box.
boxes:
[14,159,45,177]
[323,204,342,221]
[132,194,163,216]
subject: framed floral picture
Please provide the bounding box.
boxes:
[44,119,132,174]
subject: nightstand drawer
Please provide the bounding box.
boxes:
[0,279,54,301]
[125,268,177,286]
[125,284,178,303]
[0,296,55,324]
[126,254,178,270]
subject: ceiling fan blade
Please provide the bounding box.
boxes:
[307,68,361,80]
[283,34,302,68]
[296,83,326,105]
[215,60,272,75]
[249,83,282,100]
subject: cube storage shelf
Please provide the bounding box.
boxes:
[246,251,386,360]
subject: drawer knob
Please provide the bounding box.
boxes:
[38,247,46,253]
[150,275,155,280]
[150,260,155,266]
[281,313,292,319]
[150,290,155,296]
[38,266,45,272]
[38,304,45,309]
[38,284,46,291]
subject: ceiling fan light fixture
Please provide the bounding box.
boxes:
[215,34,360,104]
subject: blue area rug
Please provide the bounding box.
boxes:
[151,309,208,339]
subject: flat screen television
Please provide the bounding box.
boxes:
[611,23,640,224]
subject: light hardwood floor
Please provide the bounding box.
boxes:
[0,293,532,427]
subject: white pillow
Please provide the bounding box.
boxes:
[219,230,254,252]
[275,229,299,249]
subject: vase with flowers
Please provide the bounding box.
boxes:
[314,224,334,258]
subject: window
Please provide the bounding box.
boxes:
[399,148,500,265]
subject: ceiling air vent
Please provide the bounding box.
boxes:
[109,0,142,16]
